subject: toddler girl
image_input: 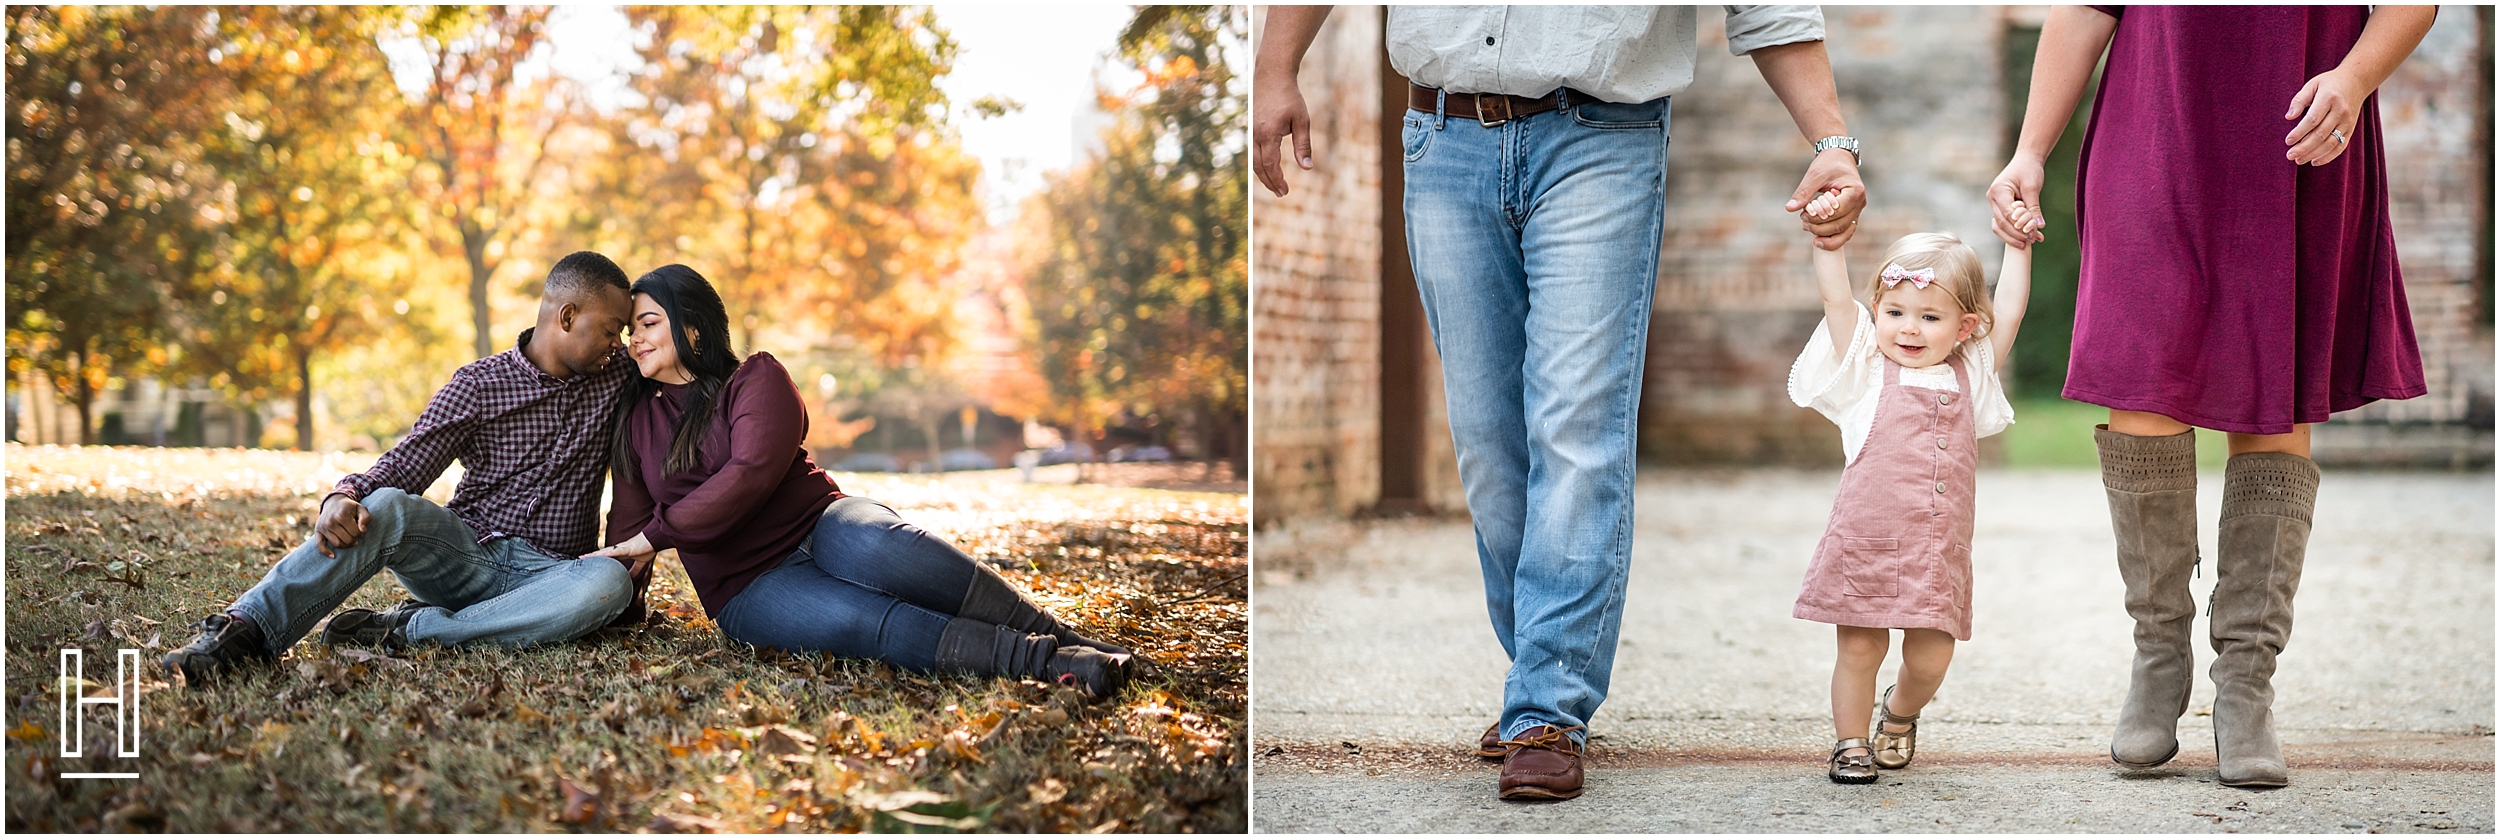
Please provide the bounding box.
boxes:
[1786,190,2036,783]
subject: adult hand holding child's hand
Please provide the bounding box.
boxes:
[1802,188,1849,251]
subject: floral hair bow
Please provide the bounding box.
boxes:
[1880,264,1935,290]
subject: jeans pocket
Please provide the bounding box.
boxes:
[1401,113,1433,162]
[1839,536,1901,597]
[1570,100,1663,130]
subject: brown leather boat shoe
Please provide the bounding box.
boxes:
[1477,723,1507,759]
[1496,724,1586,801]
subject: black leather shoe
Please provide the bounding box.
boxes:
[321,600,425,651]
[161,613,275,684]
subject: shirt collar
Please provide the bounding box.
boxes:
[509,328,568,385]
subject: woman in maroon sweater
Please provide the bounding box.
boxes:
[587,265,1131,699]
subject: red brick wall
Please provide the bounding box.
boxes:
[1251,6,1386,523]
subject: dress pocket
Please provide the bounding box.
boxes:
[1838,536,1900,597]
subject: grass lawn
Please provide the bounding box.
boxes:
[6,445,1245,832]
[1999,397,2230,470]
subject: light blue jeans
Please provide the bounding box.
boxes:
[1402,93,1670,744]
[228,487,634,653]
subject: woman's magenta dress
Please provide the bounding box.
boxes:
[2066,5,2426,434]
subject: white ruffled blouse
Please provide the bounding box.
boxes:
[1788,301,2015,466]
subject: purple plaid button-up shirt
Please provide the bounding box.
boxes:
[333,328,633,558]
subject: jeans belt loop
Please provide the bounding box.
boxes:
[1477,92,1511,127]
[1433,87,1447,130]
[1554,88,1570,113]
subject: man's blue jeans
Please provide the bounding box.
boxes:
[228,487,634,653]
[1402,93,1670,744]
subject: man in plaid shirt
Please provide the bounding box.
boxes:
[165,252,642,684]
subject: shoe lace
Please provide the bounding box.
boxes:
[1497,724,1585,754]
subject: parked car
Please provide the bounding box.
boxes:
[1037,441,1095,465]
[938,447,999,472]
[831,452,899,473]
[1108,444,1171,463]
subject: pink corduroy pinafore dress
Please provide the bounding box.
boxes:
[1794,353,1977,641]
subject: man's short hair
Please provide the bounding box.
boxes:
[545,251,631,302]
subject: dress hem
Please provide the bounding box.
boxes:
[1792,604,1972,642]
[2060,384,2430,436]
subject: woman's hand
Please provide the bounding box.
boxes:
[585,532,657,578]
[2284,68,2368,167]
[1987,155,2049,248]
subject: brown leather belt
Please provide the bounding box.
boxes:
[1409,83,1599,127]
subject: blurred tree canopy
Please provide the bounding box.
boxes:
[7,5,1247,464]
[5,6,224,443]
[1019,5,1246,470]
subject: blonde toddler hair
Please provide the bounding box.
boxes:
[1866,232,1994,339]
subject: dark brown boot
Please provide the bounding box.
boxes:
[2095,427,2202,768]
[2209,452,2317,788]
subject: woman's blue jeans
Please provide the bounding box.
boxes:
[1402,93,1670,744]
[714,496,984,671]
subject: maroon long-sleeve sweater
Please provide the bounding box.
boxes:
[605,352,841,619]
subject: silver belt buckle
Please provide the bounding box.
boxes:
[1476,94,1511,127]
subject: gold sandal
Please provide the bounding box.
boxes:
[1872,684,1919,770]
[1828,738,1878,784]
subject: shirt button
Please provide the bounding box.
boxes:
[1937,436,1948,449]
[1485,36,1496,46]
[1935,482,1948,494]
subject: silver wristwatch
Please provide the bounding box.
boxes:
[1812,135,1860,165]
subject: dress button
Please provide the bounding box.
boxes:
[1940,393,1954,405]
[1937,436,1948,449]
[1934,482,1948,494]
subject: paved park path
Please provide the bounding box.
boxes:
[1251,468,2492,832]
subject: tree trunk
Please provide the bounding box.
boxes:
[294,347,315,452]
[466,231,495,358]
[71,347,96,446]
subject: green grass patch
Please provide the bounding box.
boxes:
[6,445,1245,832]
[2001,398,2228,470]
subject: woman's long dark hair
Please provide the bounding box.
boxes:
[611,264,741,478]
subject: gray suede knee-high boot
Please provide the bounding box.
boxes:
[958,569,1134,658]
[2209,452,2318,787]
[2096,427,2201,768]
[932,617,1131,703]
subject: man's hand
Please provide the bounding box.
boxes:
[584,532,658,579]
[1785,150,1866,249]
[1252,71,1315,197]
[1251,6,1332,197]
[315,493,370,558]
[1987,154,2049,248]
[1749,39,1865,249]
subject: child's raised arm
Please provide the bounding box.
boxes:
[1805,189,1858,360]
[1988,204,2038,364]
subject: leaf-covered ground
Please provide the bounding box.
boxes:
[4,444,1245,832]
